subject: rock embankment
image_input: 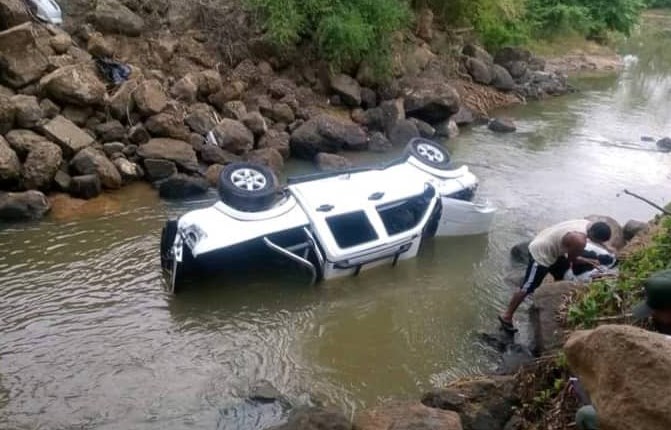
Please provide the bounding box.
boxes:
[0,1,573,221]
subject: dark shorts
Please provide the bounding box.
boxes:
[520,256,570,294]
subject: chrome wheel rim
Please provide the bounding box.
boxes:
[231,168,267,191]
[416,143,445,163]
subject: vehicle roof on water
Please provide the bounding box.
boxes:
[287,163,431,215]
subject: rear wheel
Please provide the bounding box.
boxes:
[405,138,451,169]
[218,162,278,212]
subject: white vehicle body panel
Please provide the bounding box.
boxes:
[28,0,63,25]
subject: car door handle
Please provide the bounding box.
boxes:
[316,204,334,212]
[368,192,385,200]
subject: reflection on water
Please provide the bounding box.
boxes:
[1,11,671,430]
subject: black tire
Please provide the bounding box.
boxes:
[404,137,451,169]
[218,162,278,212]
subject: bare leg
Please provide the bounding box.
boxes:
[500,290,528,323]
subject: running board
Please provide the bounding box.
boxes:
[263,236,318,285]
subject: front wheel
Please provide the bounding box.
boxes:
[218,162,278,212]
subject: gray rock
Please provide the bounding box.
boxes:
[158,174,209,199]
[463,43,494,65]
[39,98,60,119]
[0,94,14,134]
[211,119,254,155]
[69,174,101,199]
[103,142,125,157]
[61,105,93,127]
[70,147,123,189]
[585,214,625,250]
[435,120,459,139]
[507,61,528,80]
[269,406,350,430]
[262,102,295,124]
[11,95,42,128]
[452,107,475,126]
[195,70,223,98]
[188,133,205,153]
[362,107,385,132]
[0,135,21,186]
[137,138,198,172]
[4,129,48,159]
[268,78,295,99]
[87,32,115,57]
[89,0,145,36]
[257,130,290,159]
[53,170,71,191]
[248,380,284,404]
[39,63,107,107]
[170,74,199,103]
[488,118,516,133]
[185,106,217,135]
[360,87,377,109]
[0,23,51,89]
[122,144,138,158]
[145,112,191,141]
[95,120,126,142]
[529,281,584,355]
[494,46,532,69]
[410,118,435,138]
[22,142,62,190]
[290,114,367,160]
[221,101,247,121]
[510,240,531,264]
[389,119,419,146]
[466,57,493,85]
[143,158,177,181]
[246,148,284,174]
[329,73,361,107]
[355,401,461,430]
[242,111,268,138]
[0,0,31,29]
[368,132,392,153]
[107,79,138,120]
[41,115,95,157]
[624,220,648,242]
[315,153,352,171]
[113,157,143,182]
[401,78,460,124]
[200,144,240,165]
[127,123,150,145]
[492,64,515,91]
[0,190,50,220]
[133,79,168,116]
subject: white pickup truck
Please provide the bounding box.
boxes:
[160,138,496,293]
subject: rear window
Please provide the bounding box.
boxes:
[377,194,431,236]
[326,211,378,249]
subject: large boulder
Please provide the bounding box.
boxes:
[315,152,352,171]
[585,215,625,250]
[70,147,123,189]
[355,401,462,430]
[290,115,367,160]
[5,129,49,159]
[529,281,584,355]
[491,64,515,91]
[89,0,145,36]
[0,135,20,186]
[137,138,198,172]
[211,118,254,155]
[267,406,350,430]
[401,78,460,124]
[246,148,284,174]
[69,174,101,199]
[39,63,106,107]
[11,95,42,128]
[41,115,94,157]
[565,325,671,430]
[22,142,62,190]
[133,79,168,116]
[465,57,493,85]
[94,120,126,143]
[493,47,532,78]
[170,74,198,103]
[463,44,494,66]
[185,105,217,135]
[0,190,50,220]
[368,132,392,153]
[200,144,239,165]
[145,112,191,141]
[242,111,268,138]
[421,375,518,430]
[623,219,648,242]
[389,119,419,146]
[143,158,177,182]
[330,74,362,107]
[0,0,30,30]
[0,23,52,89]
[258,130,290,159]
[158,174,209,199]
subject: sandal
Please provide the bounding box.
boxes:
[498,315,518,333]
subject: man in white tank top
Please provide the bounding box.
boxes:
[499,219,612,332]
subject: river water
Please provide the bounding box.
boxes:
[2,13,671,430]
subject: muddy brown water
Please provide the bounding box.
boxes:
[2,14,671,430]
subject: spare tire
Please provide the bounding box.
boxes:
[405,137,451,169]
[218,162,278,212]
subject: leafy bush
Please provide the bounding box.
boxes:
[245,0,410,74]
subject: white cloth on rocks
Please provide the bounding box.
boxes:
[529,219,590,267]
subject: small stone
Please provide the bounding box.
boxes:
[315,153,352,171]
[69,174,102,199]
[133,79,168,116]
[95,120,126,142]
[54,170,71,191]
[39,98,60,119]
[103,142,126,157]
[11,95,43,129]
[128,123,150,144]
[62,105,93,127]
[205,163,224,187]
[488,118,516,133]
[158,174,209,199]
[143,158,177,182]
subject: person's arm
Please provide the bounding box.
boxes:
[574,255,601,268]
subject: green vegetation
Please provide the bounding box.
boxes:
[567,216,671,328]
[245,0,656,75]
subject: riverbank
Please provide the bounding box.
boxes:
[0,0,584,223]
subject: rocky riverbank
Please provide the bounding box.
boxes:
[0,0,575,222]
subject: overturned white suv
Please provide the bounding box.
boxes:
[160,138,496,293]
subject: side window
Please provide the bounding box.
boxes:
[377,194,432,236]
[326,211,379,248]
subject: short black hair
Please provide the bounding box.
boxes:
[588,222,612,242]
